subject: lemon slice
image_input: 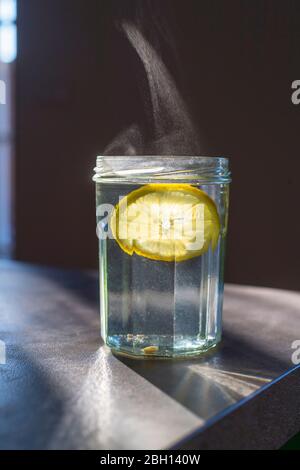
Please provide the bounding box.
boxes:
[110,184,220,262]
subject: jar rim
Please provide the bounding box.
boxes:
[93,155,231,184]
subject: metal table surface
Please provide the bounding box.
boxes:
[0,261,299,450]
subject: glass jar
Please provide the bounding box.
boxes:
[93,156,231,358]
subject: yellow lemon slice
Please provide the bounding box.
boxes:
[110,184,220,262]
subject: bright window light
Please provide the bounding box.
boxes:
[0,23,16,63]
[0,0,17,23]
[0,0,16,258]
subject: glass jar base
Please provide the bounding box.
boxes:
[107,334,220,359]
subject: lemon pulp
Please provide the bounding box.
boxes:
[110,184,220,262]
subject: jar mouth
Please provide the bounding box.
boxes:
[93,155,231,184]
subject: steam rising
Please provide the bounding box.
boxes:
[105,20,200,156]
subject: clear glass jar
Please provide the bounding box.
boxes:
[93,156,231,358]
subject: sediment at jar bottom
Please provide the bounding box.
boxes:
[106,334,220,358]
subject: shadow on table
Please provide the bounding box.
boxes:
[0,346,65,450]
[116,329,290,421]
[33,264,295,421]
[36,265,100,309]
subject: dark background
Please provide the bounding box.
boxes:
[16,0,300,290]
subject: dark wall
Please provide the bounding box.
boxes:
[16,0,300,290]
